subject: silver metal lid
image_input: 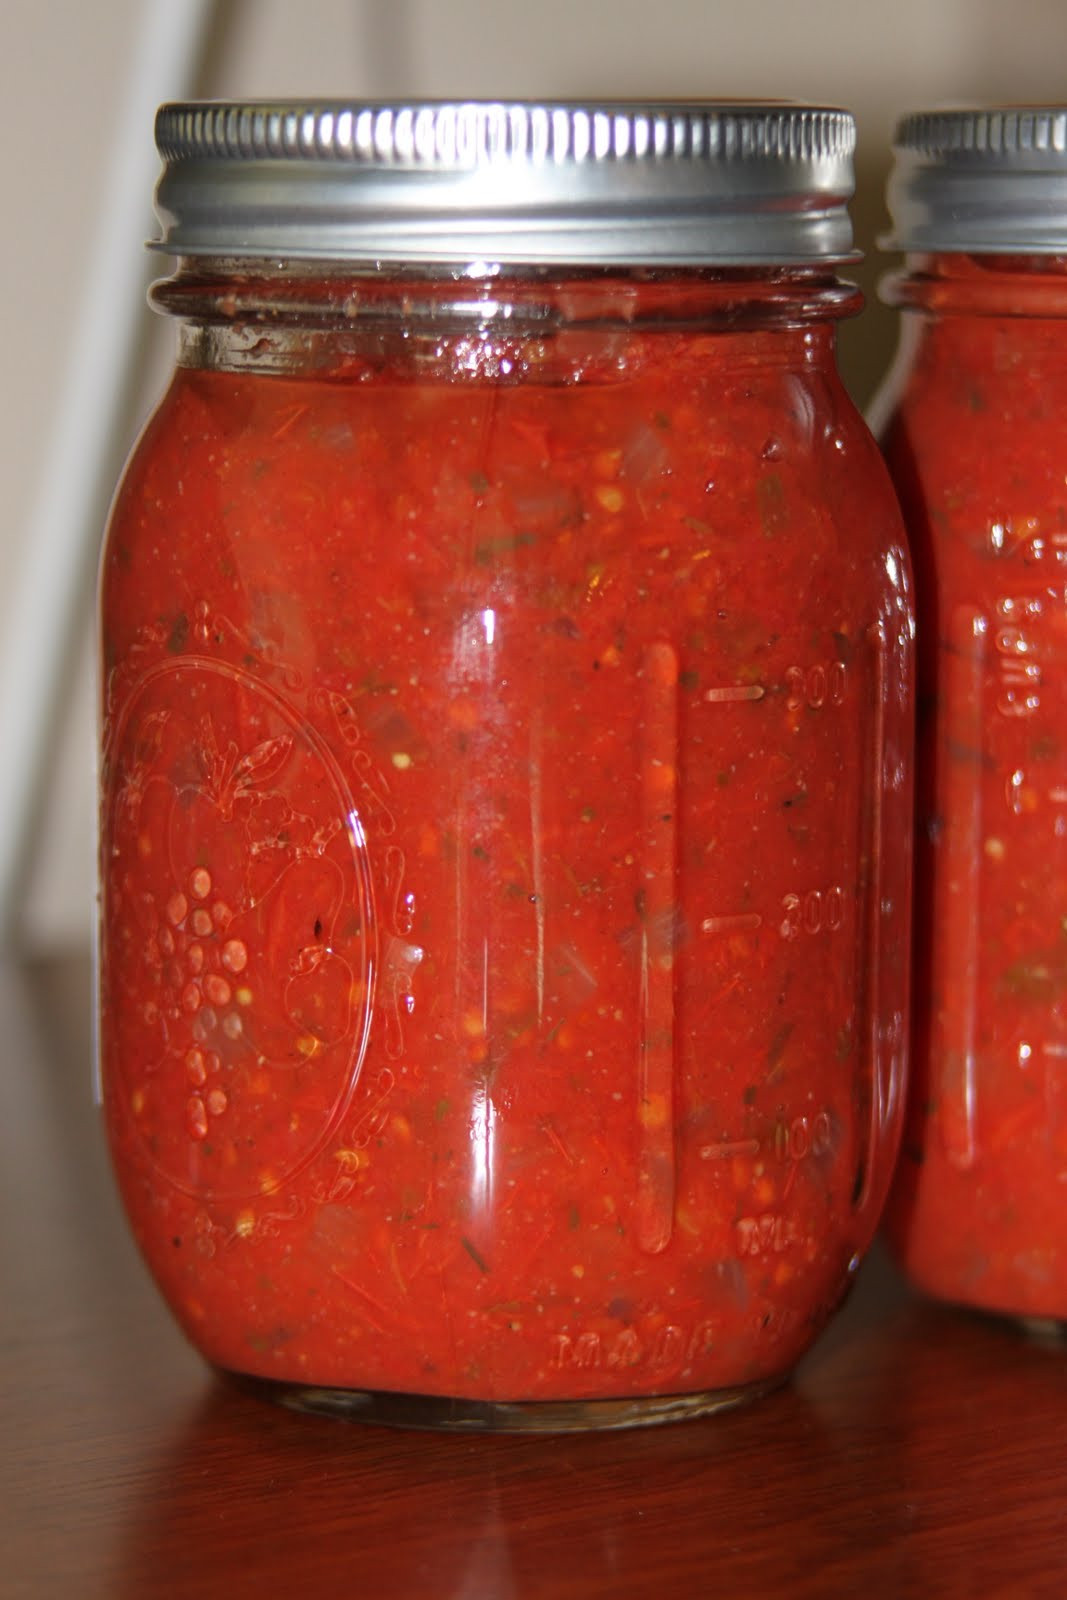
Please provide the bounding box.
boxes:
[152,100,857,266]
[887,107,1067,253]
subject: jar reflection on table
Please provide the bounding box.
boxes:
[110,1374,844,1600]
[99,100,914,1429]
[878,107,1067,1328]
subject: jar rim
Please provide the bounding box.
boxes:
[151,99,859,268]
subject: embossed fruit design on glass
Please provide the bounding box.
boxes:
[879,108,1067,1329]
[98,99,913,1429]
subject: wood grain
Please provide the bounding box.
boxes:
[3,955,1067,1599]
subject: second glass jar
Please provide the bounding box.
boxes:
[879,107,1067,1330]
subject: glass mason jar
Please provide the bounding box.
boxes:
[100,100,913,1429]
[878,108,1067,1330]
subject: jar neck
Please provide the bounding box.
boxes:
[884,251,1067,318]
[151,258,860,380]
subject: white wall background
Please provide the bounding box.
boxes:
[5,0,1067,948]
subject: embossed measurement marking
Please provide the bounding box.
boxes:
[934,606,986,1171]
[699,1138,761,1161]
[704,684,766,703]
[854,621,889,1211]
[701,913,763,935]
[735,1213,800,1257]
[636,641,680,1257]
[994,594,1043,718]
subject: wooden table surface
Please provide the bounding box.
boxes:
[3,954,1067,1600]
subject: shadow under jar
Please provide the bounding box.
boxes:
[99,100,914,1430]
[878,107,1067,1335]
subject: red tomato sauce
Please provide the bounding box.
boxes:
[101,271,912,1409]
[883,254,1067,1323]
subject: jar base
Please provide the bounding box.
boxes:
[226,1371,783,1433]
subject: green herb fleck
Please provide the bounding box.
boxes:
[166,612,189,654]
[946,738,988,767]
[766,1021,793,1073]
[1001,960,1059,1001]
[757,472,788,538]
[434,1097,450,1122]
[473,530,536,565]
[461,1235,491,1274]
[568,1204,581,1231]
